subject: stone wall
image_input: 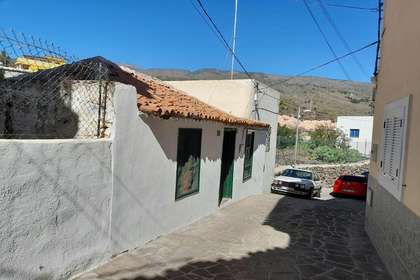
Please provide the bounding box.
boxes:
[366,176,420,280]
[0,80,114,139]
[276,162,369,188]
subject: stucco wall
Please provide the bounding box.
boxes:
[0,83,273,279]
[254,82,281,191]
[167,80,254,118]
[166,79,280,194]
[110,84,268,254]
[370,0,420,215]
[367,1,420,279]
[336,116,373,156]
[0,139,112,279]
[366,176,420,280]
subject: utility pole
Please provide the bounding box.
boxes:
[230,0,238,80]
[294,106,301,166]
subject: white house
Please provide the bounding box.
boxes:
[166,79,280,190]
[0,58,280,279]
[336,116,373,157]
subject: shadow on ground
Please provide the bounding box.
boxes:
[97,194,391,280]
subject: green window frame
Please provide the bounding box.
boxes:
[175,128,202,200]
[243,130,255,181]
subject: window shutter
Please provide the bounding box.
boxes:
[382,116,403,182]
[382,118,392,176]
[379,96,410,200]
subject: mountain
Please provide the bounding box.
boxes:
[134,67,373,121]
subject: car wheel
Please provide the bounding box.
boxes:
[306,190,313,199]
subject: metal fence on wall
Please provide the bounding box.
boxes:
[0,30,113,139]
[348,140,372,158]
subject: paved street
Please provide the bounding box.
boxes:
[77,191,391,280]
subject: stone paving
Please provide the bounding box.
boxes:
[76,191,391,280]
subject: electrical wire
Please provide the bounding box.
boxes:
[194,0,255,82]
[260,41,378,94]
[302,0,351,80]
[317,0,369,78]
[327,4,379,12]
[190,0,377,107]
[189,0,228,52]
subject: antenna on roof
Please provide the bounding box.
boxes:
[230,0,238,80]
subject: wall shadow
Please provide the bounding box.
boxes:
[0,78,80,138]
[0,56,154,139]
[112,195,391,280]
[141,115,223,163]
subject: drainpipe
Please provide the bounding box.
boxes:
[373,0,384,77]
[372,0,383,114]
[253,84,260,121]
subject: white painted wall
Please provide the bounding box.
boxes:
[166,79,280,193]
[231,128,267,201]
[0,83,271,279]
[167,80,255,118]
[110,84,268,254]
[0,139,112,280]
[254,82,282,191]
[336,116,373,156]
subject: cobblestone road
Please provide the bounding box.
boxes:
[77,191,391,280]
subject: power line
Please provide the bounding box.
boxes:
[191,0,268,118]
[317,0,369,78]
[190,0,377,105]
[261,41,378,94]
[193,0,254,82]
[302,0,351,80]
[190,0,227,49]
[327,4,379,12]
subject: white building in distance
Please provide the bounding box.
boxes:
[336,116,373,157]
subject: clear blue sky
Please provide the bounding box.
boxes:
[0,0,378,82]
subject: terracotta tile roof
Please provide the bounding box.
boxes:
[9,56,268,128]
[118,66,269,128]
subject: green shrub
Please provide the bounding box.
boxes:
[277,125,296,149]
[310,145,363,163]
[308,125,348,149]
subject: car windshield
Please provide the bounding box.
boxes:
[281,169,312,180]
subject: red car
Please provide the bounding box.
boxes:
[332,172,368,197]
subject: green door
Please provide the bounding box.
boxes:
[219,129,236,204]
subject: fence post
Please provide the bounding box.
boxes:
[96,62,103,138]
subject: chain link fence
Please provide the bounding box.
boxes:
[0,30,113,139]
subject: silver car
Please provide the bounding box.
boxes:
[271,168,322,199]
